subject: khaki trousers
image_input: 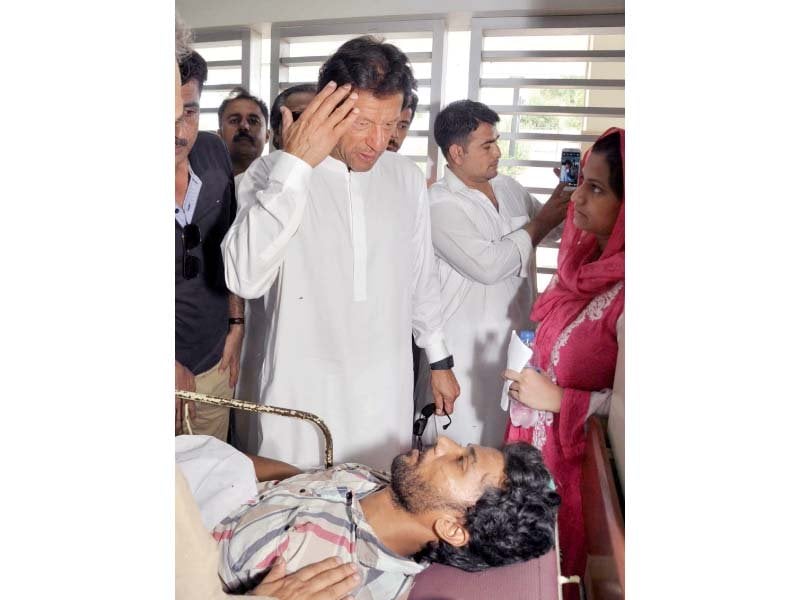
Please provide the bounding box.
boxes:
[188,358,233,441]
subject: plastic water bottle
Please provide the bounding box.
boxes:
[510,330,537,427]
[518,330,535,366]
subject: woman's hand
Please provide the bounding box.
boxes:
[503,368,564,413]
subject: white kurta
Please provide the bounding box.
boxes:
[223,151,448,469]
[415,168,562,448]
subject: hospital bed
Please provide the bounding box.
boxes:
[176,391,578,600]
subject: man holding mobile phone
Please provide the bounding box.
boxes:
[415,99,570,448]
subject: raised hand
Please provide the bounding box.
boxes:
[282,81,361,168]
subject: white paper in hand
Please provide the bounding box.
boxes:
[500,330,534,411]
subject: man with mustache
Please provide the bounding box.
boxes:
[175,50,244,440]
[222,36,460,470]
[177,434,559,599]
[414,100,570,448]
[217,87,270,185]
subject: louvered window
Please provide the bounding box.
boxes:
[469,14,625,291]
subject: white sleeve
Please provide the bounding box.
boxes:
[410,185,449,364]
[222,152,312,299]
[587,388,612,416]
[430,200,531,284]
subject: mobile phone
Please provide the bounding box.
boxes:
[559,148,581,187]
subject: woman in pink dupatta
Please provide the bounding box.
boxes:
[503,127,625,581]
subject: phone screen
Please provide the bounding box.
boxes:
[560,149,581,186]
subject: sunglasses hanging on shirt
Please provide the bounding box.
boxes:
[182,223,201,280]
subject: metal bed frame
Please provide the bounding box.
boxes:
[174,390,334,468]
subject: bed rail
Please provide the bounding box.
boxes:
[175,390,334,468]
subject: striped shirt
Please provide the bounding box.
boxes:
[213,464,427,599]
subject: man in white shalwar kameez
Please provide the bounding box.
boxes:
[415,100,568,448]
[222,37,459,470]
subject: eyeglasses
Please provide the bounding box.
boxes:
[413,403,451,450]
[182,223,201,280]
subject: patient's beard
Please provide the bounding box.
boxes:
[390,450,461,514]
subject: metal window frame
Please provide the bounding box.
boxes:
[468,15,624,182]
[192,27,263,122]
[269,17,446,175]
[468,13,625,261]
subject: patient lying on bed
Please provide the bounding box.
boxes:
[177,435,559,600]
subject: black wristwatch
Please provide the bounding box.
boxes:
[429,355,454,370]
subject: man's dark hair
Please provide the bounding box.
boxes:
[269,84,317,149]
[403,92,419,121]
[414,443,560,572]
[318,35,416,100]
[179,50,208,93]
[434,100,499,161]
[590,131,624,199]
[217,87,269,129]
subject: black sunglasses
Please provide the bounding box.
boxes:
[182,223,201,280]
[413,403,451,449]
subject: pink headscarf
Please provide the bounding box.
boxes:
[531,128,625,351]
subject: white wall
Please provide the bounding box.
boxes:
[177,0,624,30]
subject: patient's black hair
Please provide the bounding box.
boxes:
[414,443,560,572]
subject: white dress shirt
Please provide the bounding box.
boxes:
[415,167,562,448]
[174,163,202,227]
[222,150,448,469]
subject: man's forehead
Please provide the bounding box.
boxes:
[181,79,201,103]
[472,123,497,139]
[285,92,314,110]
[476,445,503,462]
[476,446,505,481]
[469,122,498,143]
[350,90,404,121]
[224,98,264,119]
